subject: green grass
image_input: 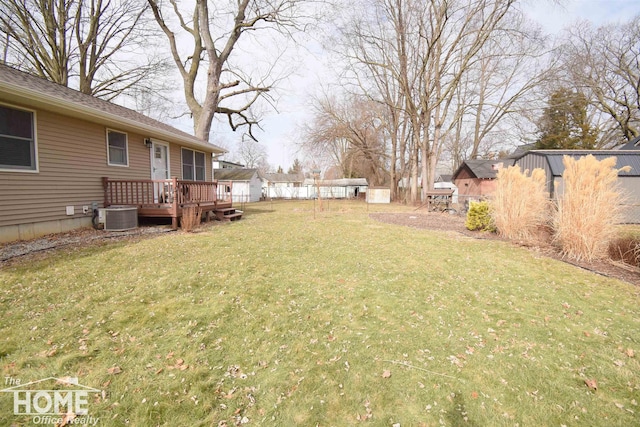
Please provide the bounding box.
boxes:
[1,200,639,426]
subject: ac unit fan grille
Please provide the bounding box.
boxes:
[104,207,138,231]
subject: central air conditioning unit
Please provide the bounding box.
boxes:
[98,206,138,231]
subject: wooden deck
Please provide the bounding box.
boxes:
[102,177,238,229]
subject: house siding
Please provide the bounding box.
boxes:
[0,107,151,229]
[0,106,213,241]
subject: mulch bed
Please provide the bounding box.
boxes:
[370,211,640,286]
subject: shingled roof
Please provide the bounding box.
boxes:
[262,172,304,183]
[453,159,514,180]
[0,63,225,154]
[616,136,640,150]
[213,168,259,181]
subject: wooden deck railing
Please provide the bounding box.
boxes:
[102,177,233,208]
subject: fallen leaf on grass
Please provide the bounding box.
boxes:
[382,370,391,378]
[107,366,122,375]
[585,378,597,391]
[356,400,373,421]
[55,411,76,427]
[56,377,77,386]
[626,348,635,358]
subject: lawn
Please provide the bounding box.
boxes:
[1,200,639,426]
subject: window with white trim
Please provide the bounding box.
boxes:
[181,148,206,181]
[0,105,36,171]
[107,129,128,166]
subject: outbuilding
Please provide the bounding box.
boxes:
[452,159,513,201]
[213,168,262,203]
[514,150,640,223]
[303,178,368,199]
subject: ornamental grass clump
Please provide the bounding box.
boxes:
[491,166,550,242]
[554,155,630,261]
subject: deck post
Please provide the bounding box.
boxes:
[171,177,179,229]
[102,177,109,207]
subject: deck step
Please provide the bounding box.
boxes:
[216,207,236,213]
[214,208,243,222]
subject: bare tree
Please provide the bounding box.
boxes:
[0,0,163,100]
[301,94,388,185]
[335,0,527,203]
[147,0,308,142]
[562,17,640,143]
[461,18,551,160]
[236,135,270,171]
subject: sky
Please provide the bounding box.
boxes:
[178,0,640,171]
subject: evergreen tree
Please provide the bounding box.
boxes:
[287,158,303,175]
[535,88,599,149]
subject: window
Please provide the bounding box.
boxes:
[181,148,206,181]
[0,105,36,171]
[107,130,128,166]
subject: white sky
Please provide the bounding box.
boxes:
[175,0,640,171]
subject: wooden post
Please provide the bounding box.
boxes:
[171,177,179,230]
[102,177,109,207]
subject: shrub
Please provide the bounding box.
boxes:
[181,205,202,232]
[553,155,630,261]
[491,166,550,242]
[465,201,496,232]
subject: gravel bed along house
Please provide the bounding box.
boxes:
[0,226,174,265]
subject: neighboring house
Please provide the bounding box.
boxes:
[262,173,304,199]
[213,168,262,203]
[452,159,513,199]
[0,64,229,243]
[616,135,640,150]
[434,174,458,203]
[514,150,640,223]
[213,159,245,169]
[436,174,453,183]
[303,178,369,199]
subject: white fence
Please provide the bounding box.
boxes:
[263,185,366,200]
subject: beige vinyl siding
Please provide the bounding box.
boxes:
[169,144,181,179]
[0,108,151,227]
